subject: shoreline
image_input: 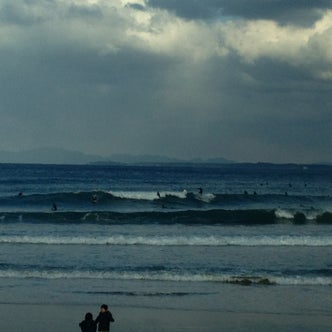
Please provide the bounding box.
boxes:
[0,303,331,332]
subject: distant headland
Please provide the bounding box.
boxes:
[0,148,234,165]
[0,147,330,166]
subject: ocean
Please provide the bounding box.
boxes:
[0,163,331,321]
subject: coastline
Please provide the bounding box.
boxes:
[0,303,331,332]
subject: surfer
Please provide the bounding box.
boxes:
[52,202,57,211]
[198,187,203,195]
[91,194,98,204]
[157,191,161,198]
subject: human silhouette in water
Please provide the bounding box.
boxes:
[91,195,98,204]
[198,187,203,195]
[51,202,57,211]
[79,312,97,332]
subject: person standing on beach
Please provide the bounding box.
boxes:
[79,312,97,332]
[95,304,115,332]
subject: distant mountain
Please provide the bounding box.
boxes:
[189,157,234,164]
[97,154,184,164]
[93,154,234,165]
[0,147,105,165]
[0,148,234,165]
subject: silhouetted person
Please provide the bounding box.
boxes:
[157,191,161,198]
[52,202,57,211]
[91,195,98,204]
[18,192,23,197]
[198,187,203,195]
[95,304,114,332]
[79,312,97,332]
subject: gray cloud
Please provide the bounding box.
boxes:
[0,0,56,25]
[147,0,332,26]
[0,0,331,163]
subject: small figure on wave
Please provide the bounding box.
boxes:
[51,202,57,211]
[91,194,98,204]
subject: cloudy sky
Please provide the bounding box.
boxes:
[1,0,332,163]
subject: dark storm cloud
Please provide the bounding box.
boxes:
[0,30,179,155]
[0,0,331,163]
[147,0,332,26]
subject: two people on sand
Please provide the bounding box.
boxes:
[79,304,114,332]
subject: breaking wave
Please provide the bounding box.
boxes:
[0,268,330,286]
[0,234,331,247]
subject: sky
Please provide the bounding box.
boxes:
[0,0,332,163]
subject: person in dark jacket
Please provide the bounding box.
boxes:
[95,304,115,332]
[79,312,97,332]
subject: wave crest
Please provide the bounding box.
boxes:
[1,234,331,247]
[0,268,330,286]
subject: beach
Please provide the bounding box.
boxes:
[1,281,331,331]
[0,303,331,332]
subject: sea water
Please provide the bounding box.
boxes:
[0,163,331,316]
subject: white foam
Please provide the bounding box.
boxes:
[274,276,332,286]
[109,191,187,200]
[275,209,294,219]
[0,269,330,286]
[275,209,322,221]
[195,193,216,203]
[0,234,331,246]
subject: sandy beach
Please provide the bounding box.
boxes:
[0,303,331,332]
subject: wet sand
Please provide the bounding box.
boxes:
[0,303,331,332]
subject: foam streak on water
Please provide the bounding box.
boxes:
[0,234,331,246]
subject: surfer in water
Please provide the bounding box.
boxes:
[51,202,57,211]
[91,194,98,204]
[198,187,203,195]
